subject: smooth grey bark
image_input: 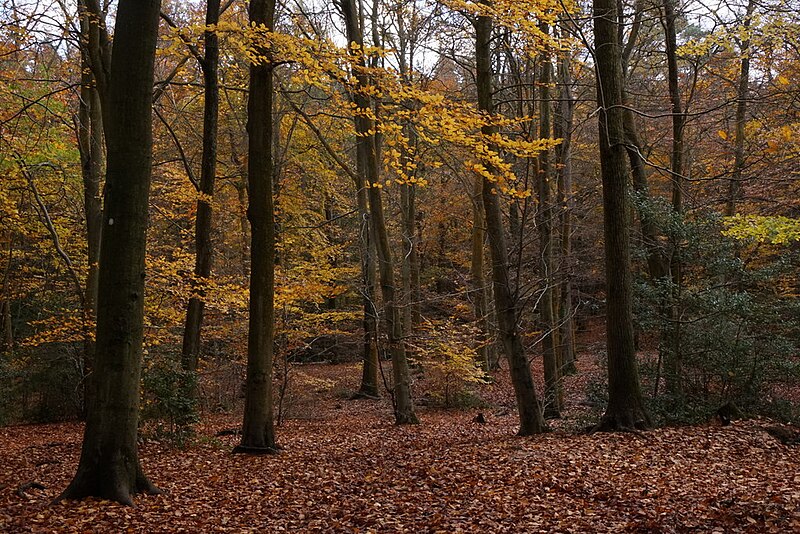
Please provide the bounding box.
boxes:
[475,4,545,436]
[182,0,221,373]
[59,0,162,505]
[593,0,651,431]
[396,9,422,332]
[235,0,278,453]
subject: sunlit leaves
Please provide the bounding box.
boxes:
[722,214,800,245]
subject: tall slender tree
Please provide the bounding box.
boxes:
[537,23,562,419]
[340,0,418,424]
[58,0,162,505]
[182,0,222,373]
[474,2,546,436]
[235,0,279,453]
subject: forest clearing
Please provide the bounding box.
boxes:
[2,355,799,533]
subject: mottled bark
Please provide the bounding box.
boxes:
[75,6,104,407]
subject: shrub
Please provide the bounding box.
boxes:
[141,356,199,447]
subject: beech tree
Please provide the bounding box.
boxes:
[58,0,162,505]
[181,0,222,374]
[340,0,418,424]
[592,0,650,431]
[474,1,546,436]
[235,0,279,453]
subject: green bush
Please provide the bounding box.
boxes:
[633,207,799,424]
[141,356,199,447]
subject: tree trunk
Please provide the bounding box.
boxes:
[554,35,577,374]
[400,167,421,332]
[0,239,12,354]
[662,0,686,401]
[726,0,755,216]
[182,0,221,373]
[356,124,380,399]
[235,0,278,453]
[470,175,495,371]
[394,0,422,335]
[59,0,162,505]
[341,0,417,424]
[76,7,104,409]
[537,25,561,419]
[593,0,650,431]
[475,5,545,436]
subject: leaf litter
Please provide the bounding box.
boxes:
[0,360,798,533]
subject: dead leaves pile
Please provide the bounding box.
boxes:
[1,363,798,533]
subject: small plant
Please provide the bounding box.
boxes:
[416,320,489,408]
[141,356,199,447]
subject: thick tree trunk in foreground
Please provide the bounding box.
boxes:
[475,7,545,436]
[235,0,278,453]
[341,0,417,423]
[182,0,221,373]
[593,0,650,431]
[59,0,162,505]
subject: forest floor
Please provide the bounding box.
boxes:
[1,347,799,533]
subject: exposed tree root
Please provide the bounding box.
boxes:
[591,412,651,433]
[232,445,281,455]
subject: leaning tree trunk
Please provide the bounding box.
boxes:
[341,0,417,424]
[235,0,278,453]
[58,0,162,505]
[593,0,651,431]
[475,5,545,436]
[182,0,221,373]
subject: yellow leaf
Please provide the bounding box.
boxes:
[718,130,728,140]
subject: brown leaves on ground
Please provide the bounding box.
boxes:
[1,362,798,533]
